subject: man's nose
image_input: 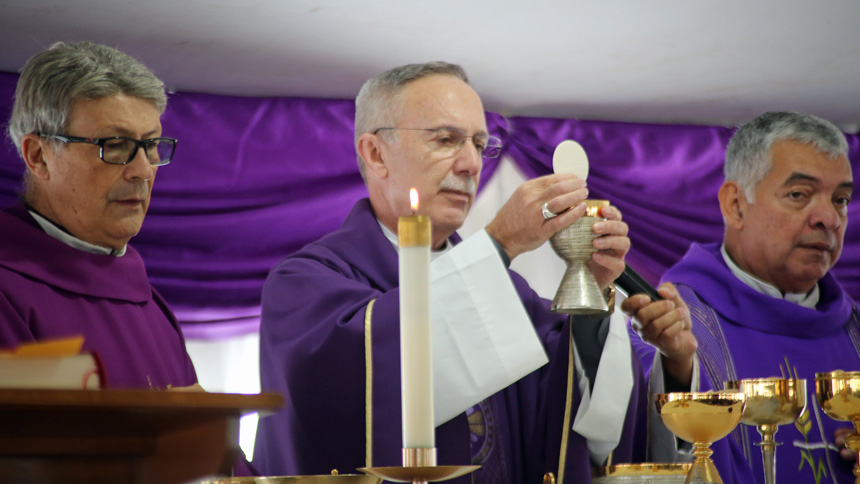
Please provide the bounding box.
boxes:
[811,197,843,232]
[124,145,156,181]
[454,140,482,177]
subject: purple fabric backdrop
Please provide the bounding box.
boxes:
[1,71,858,336]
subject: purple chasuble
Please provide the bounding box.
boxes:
[0,202,197,389]
[640,242,859,484]
[254,198,647,483]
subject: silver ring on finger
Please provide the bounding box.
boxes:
[541,202,558,220]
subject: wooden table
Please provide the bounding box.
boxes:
[0,389,283,484]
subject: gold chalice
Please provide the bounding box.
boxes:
[655,392,745,484]
[724,378,806,484]
[816,370,860,484]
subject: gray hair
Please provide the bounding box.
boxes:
[725,111,848,202]
[353,62,469,180]
[8,41,167,157]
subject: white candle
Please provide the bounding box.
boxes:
[398,188,434,449]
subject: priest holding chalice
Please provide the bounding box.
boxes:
[254,61,673,484]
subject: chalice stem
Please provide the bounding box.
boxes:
[761,447,776,484]
[756,425,780,484]
[550,259,607,314]
[687,442,722,484]
[848,429,860,484]
[846,424,860,484]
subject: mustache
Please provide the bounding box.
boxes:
[439,175,477,197]
[108,183,150,201]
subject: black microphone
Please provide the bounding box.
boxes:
[615,263,663,301]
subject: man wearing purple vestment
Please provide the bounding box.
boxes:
[624,112,857,483]
[0,42,197,390]
[254,62,669,483]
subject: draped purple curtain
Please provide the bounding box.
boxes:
[1,71,858,336]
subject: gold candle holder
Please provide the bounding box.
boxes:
[359,447,479,484]
[816,370,860,484]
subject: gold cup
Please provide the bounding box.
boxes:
[724,378,806,484]
[549,199,611,315]
[816,370,860,484]
[655,392,745,484]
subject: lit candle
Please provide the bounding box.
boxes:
[398,187,434,449]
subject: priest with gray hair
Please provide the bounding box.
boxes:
[624,111,856,483]
[0,41,196,390]
[255,61,660,483]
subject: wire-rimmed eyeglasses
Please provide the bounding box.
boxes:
[373,127,502,159]
[38,133,177,166]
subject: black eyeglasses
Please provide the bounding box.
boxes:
[38,134,177,166]
[373,127,502,159]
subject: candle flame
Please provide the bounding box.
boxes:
[410,188,419,212]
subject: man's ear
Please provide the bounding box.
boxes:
[356,132,389,181]
[21,134,51,181]
[718,181,746,230]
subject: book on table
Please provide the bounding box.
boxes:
[0,335,106,389]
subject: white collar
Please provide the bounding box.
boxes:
[720,243,818,308]
[377,219,451,260]
[28,210,127,257]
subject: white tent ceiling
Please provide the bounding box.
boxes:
[2,0,859,131]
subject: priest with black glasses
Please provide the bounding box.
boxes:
[0,41,197,391]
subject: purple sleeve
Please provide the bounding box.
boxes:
[253,249,403,476]
[628,316,659,379]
